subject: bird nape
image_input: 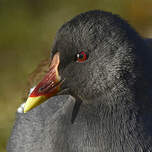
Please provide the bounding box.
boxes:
[7,10,152,152]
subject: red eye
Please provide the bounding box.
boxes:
[76,51,88,62]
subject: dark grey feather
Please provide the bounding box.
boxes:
[7,10,152,152]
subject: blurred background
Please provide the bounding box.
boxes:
[1,0,152,151]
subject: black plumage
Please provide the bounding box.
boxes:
[7,10,152,152]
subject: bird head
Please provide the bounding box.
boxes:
[24,10,147,113]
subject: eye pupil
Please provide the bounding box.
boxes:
[79,54,84,59]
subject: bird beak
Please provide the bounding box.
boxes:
[24,52,62,113]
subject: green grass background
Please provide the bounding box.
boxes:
[1,0,152,151]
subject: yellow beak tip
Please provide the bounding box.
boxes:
[23,96,48,113]
[23,108,28,113]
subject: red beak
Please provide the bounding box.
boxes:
[24,52,62,113]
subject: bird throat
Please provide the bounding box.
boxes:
[67,98,152,152]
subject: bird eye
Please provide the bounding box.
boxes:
[76,51,88,62]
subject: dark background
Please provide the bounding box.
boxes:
[1,0,152,151]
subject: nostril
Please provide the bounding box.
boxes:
[39,85,49,92]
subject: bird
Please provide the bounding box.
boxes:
[7,10,152,152]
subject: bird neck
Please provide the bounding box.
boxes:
[73,90,152,151]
